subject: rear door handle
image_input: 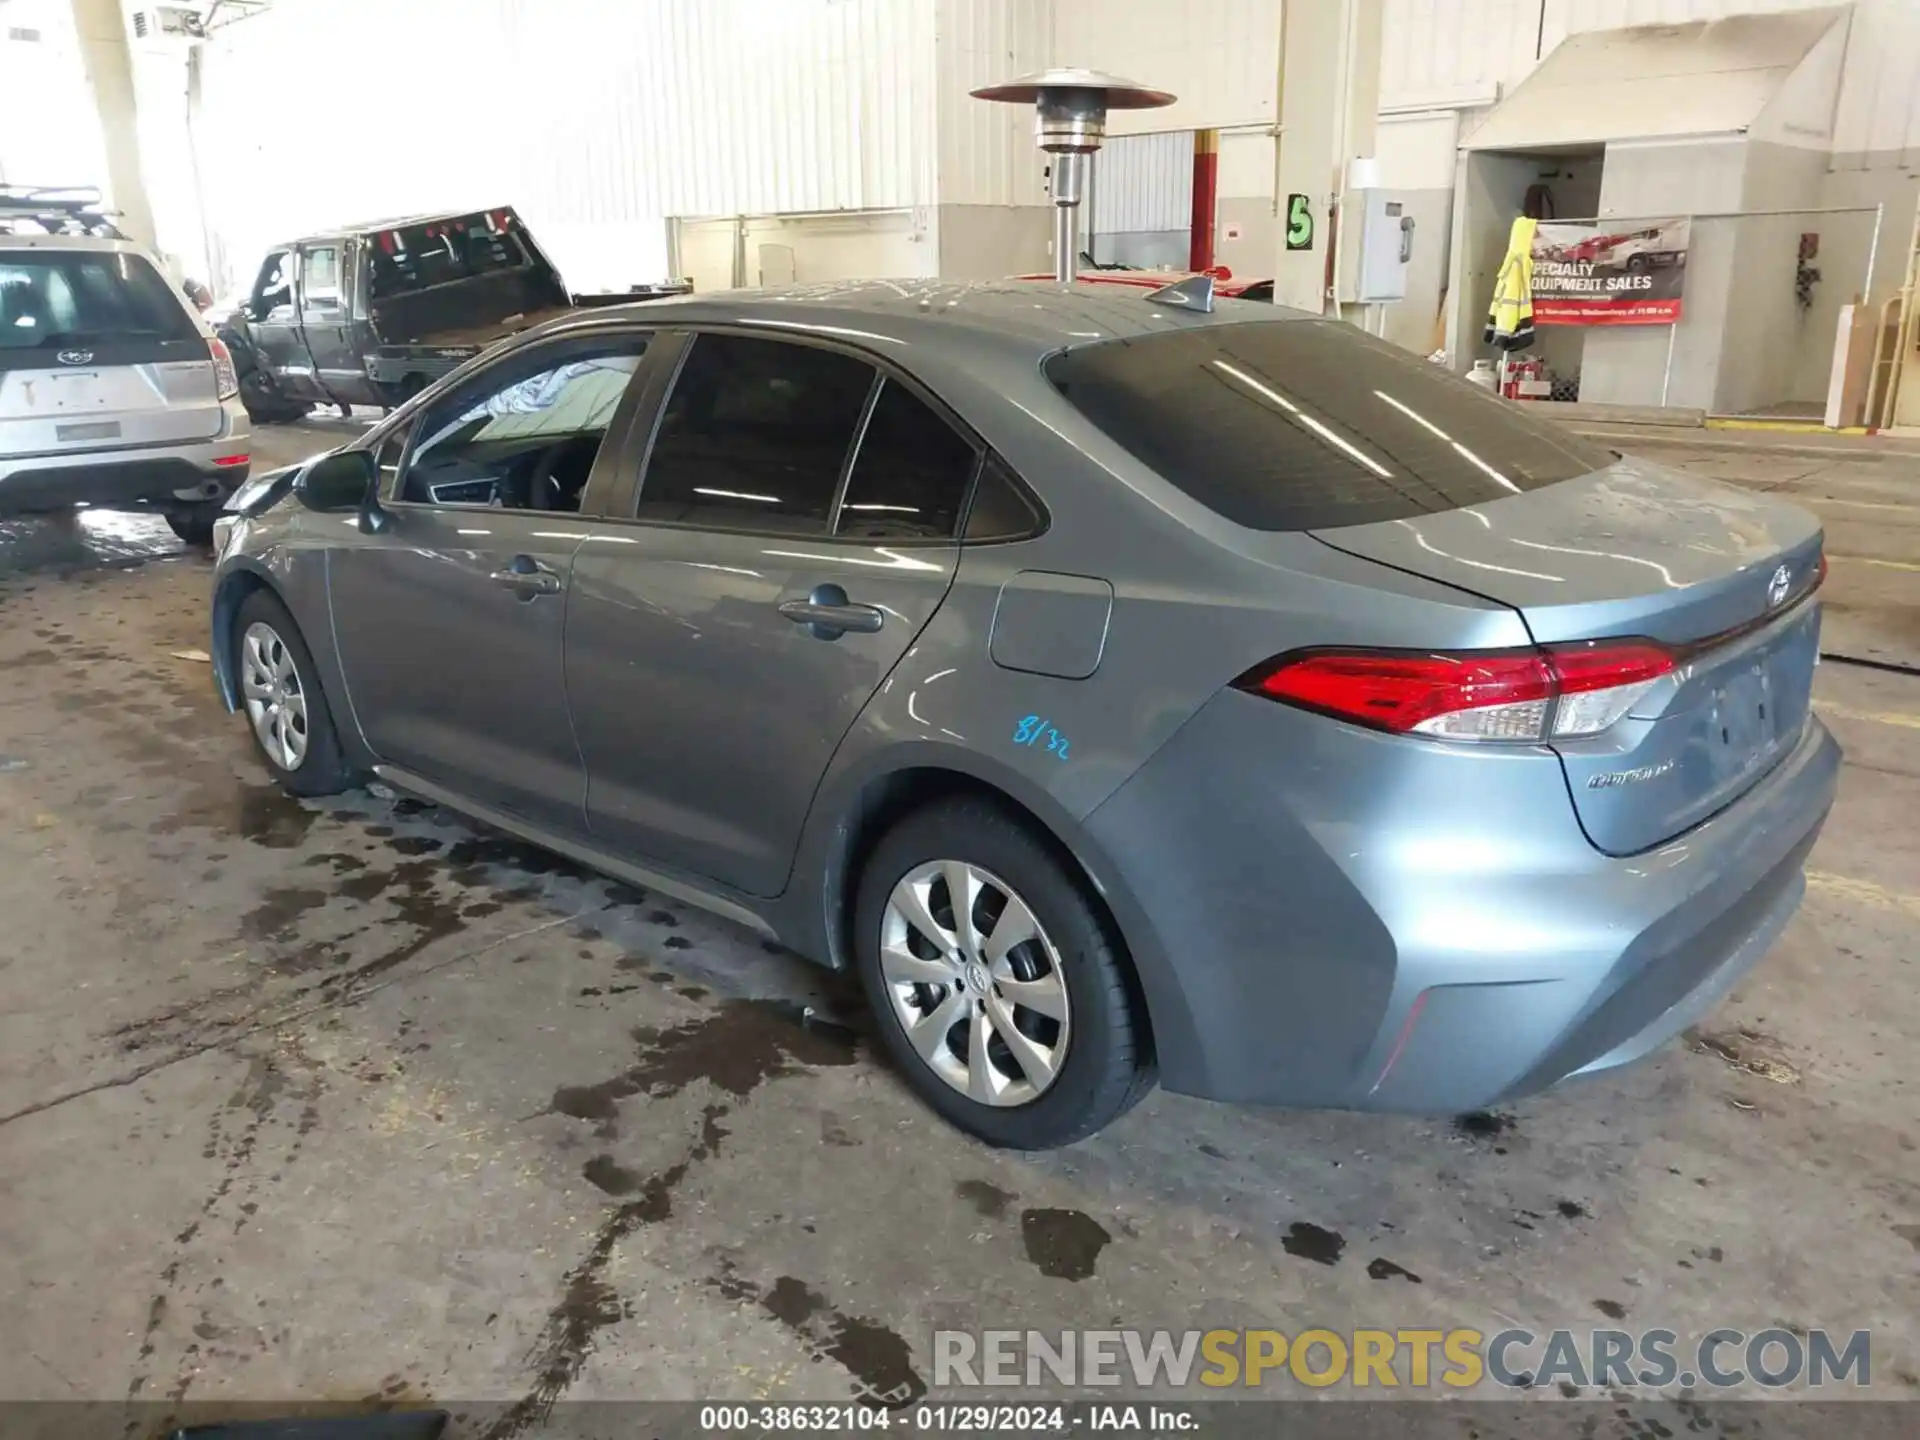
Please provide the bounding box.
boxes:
[779,583,884,639]
[490,556,562,598]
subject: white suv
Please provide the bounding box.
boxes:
[1,190,250,543]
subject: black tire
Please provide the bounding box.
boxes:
[166,501,222,546]
[238,371,308,425]
[1626,253,1650,274]
[231,588,352,797]
[853,799,1154,1149]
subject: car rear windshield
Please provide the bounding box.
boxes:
[1043,320,1612,531]
[0,250,199,351]
[369,215,531,299]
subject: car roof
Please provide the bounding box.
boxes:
[536,278,1310,365]
[1013,269,1269,296]
[0,232,151,256]
[278,206,513,248]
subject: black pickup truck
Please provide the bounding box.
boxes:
[218,207,681,423]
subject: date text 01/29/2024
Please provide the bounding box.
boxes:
[1014,716,1070,760]
[700,1403,1189,1431]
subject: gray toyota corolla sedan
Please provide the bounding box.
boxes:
[208,280,1839,1148]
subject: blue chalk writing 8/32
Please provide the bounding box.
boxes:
[1013,715,1070,759]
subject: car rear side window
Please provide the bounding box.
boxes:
[1044,321,1613,531]
[0,251,198,351]
[964,454,1046,541]
[834,378,977,540]
[637,333,875,535]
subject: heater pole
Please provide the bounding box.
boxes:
[1052,152,1087,283]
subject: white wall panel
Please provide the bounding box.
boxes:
[1093,131,1192,233]
[1382,0,1920,164]
[935,0,1052,207]
[1051,0,1281,134]
[195,0,938,294]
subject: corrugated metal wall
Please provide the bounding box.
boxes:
[0,1,107,190]
[1051,0,1282,134]
[934,0,1052,208]
[1093,132,1193,234]
[1381,0,1920,164]
[195,0,938,293]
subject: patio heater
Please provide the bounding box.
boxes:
[971,68,1177,284]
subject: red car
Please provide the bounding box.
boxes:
[1017,267,1274,302]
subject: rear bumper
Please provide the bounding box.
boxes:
[0,401,251,512]
[1081,691,1840,1113]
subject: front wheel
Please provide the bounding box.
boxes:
[853,800,1154,1149]
[239,371,308,425]
[232,589,352,797]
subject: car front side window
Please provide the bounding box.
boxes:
[396,340,650,512]
[252,252,293,316]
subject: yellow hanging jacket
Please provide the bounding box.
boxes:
[1483,215,1537,351]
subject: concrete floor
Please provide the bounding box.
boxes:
[0,421,1915,1434]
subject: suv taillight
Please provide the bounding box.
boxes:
[209,335,240,401]
[1234,640,1675,744]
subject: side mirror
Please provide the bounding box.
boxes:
[296,450,377,515]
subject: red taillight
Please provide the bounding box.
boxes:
[1815,553,1828,590]
[1236,640,1676,744]
[211,453,249,467]
[208,335,239,401]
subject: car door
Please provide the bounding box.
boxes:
[326,329,656,833]
[295,241,367,407]
[566,330,979,898]
[245,249,321,401]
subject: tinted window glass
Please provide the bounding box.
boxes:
[373,423,411,497]
[369,215,528,299]
[1044,321,1612,532]
[834,378,976,539]
[637,334,874,534]
[302,246,341,302]
[0,252,198,350]
[964,454,1046,542]
[401,342,648,511]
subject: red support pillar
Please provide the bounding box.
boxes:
[1189,128,1219,273]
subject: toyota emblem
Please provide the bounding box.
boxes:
[1767,563,1792,608]
[56,349,94,366]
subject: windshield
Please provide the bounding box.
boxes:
[1044,320,1613,531]
[0,250,199,351]
[369,215,532,300]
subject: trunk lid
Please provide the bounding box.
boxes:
[0,346,223,454]
[1312,459,1825,854]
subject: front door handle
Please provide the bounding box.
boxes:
[778,583,884,640]
[489,555,561,599]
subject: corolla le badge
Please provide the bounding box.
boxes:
[1767,563,1792,608]
[56,349,94,366]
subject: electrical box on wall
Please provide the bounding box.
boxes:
[1338,190,1413,304]
[126,6,205,43]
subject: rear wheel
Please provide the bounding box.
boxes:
[166,501,223,546]
[853,800,1153,1148]
[233,590,351,797]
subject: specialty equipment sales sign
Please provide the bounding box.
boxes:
[1531,217,1690,325]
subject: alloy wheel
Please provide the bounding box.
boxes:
[878,860,1071,1107]
[240,620,309,772]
